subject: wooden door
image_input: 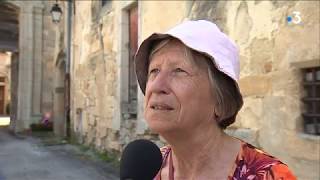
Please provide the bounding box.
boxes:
[0,86,5,114]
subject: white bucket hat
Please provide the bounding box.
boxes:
[134,20,240,94]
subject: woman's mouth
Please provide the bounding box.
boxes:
[150,103,174,111]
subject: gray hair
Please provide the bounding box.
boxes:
[149,38,196,67]
[148,38,243,129]
[205,56,243,129]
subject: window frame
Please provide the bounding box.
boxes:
[291,59,320,136]
[302,67,320,135]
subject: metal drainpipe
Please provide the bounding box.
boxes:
[65,0,72,137]
[66,0,71,75]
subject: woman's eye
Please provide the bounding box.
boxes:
[174,68,186,73]
[148,68,159,76]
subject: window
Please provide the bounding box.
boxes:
[302,67,320,135]
[0,77,5,82]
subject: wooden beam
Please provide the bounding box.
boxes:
[0,9,18,16]
[0,30,18,41]
[0,22,18,31]
[0,3,19,14]
[0,43,18,52]
[0,3,19,52]
[0,16,18,24]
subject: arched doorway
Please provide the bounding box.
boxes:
[0,1,49,133]
[0,2,19,129]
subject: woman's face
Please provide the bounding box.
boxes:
[144,40,216,134]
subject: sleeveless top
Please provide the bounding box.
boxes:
[154,141,296,180]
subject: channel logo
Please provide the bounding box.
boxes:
[287,11,302,25]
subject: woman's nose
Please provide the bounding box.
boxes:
[147,72,170,95]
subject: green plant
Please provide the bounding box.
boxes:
[79,145,90,152]
[76,144,120,168]
[30,122,53,131]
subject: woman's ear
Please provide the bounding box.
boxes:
[213,109,219,122]
[214,108,221,121]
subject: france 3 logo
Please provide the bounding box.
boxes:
[287,11,302,25]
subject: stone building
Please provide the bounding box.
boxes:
[0,1,57,131]
[62,1,319,179]
[1,0,319,179]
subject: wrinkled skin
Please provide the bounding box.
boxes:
[144,39,217,136]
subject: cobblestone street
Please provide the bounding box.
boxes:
[0,125,119,180]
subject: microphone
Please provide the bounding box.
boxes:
[120,139,163,180]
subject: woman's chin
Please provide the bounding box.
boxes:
[146,120,174,134]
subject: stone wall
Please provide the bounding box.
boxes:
[41,1,57,115]
[6,1,56,131]
[9,52,18,130]
[224,2,319,179]
[69,1,319,179]
[71,0,119,151]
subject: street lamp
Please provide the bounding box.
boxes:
[50,1,62,23]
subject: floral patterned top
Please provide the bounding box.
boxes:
[155,141,296,180]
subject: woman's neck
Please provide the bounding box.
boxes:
[161,125,233,179]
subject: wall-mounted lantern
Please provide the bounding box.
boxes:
[50,1,62,23]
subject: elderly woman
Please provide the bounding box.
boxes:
[134,20,295,180]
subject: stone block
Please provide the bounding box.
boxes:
[280,130,320,161]
[258,96,287,147]
[97,124,108,138]
[239,75,271,97]
[232,2,252,46]
[109,140,120,151]
[81,112,88,133]
[249,38,273,74]
[88,114,96,126]
[237,97,263,129]
[96,137,102,148]
[225,128,258,147]
[270,70,301,96]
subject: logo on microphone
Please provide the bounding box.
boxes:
[287,11,302,25]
